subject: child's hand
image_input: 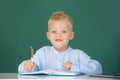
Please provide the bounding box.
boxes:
[63,61,72,70]
[24,60,36,71]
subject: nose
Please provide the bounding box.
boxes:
[56,32,61,37]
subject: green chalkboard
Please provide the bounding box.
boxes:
[0,0,120,74]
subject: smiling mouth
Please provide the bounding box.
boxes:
[55,39,63,42]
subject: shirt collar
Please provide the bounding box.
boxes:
[52,46,72,55]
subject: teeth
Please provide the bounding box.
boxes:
[56,39,62,41]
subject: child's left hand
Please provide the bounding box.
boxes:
[63,61,72,70]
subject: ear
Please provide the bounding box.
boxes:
[46,32,50,40]
[70,32,74,40]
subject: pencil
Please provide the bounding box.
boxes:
[30,46,34,71]
[30,46,34,61]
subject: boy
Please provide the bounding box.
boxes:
[18,11,102,75]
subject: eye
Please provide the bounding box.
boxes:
[62,30,67,33]
[51,31,56,33]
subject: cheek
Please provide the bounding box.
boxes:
[49,35,55,40]
[64,36,71,41]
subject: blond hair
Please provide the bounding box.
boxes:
[48,11,73,30]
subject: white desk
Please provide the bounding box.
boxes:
[0,73,119,80]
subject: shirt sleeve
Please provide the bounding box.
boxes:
[18,61,28,73]
[18,47,45,73]
[18,61,39,73]
[70,50,102,75]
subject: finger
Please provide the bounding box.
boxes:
[63,64,69,70]
[24,61,35,70]
[63,63,71,70]
[31,63,36,71]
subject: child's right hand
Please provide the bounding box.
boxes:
[24,60,36,71]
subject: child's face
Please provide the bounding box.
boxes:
[47,20,74,52]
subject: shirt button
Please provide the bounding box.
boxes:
[58,60,61,62]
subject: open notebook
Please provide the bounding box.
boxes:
[20,70,81,76]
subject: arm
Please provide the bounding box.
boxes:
[18,60,38,73]
[18,51,40,73]
[70,50,102,75]
[18,46,47,73]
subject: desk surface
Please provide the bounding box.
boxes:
[0,73,119,80]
